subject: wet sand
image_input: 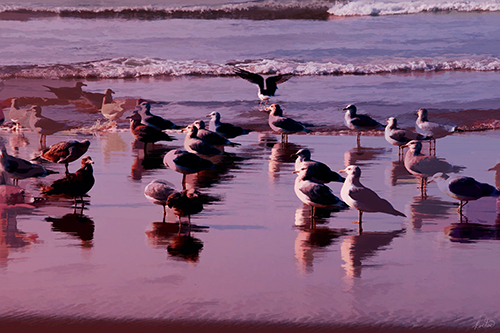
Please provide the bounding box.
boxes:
[0,78,500,331]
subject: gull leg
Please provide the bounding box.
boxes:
[162,205,167,223]
[358,211,363,234]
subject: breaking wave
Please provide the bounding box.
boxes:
[1,57,500,79]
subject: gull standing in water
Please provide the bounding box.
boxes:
[385,117,428,157]
[207,111,252,139]
[137,101,180,131]
[144,179,177,222]
[292,148,344,184]
[234,68,293,107]
[8,98,31,131]
[0,148,58,185]
[293,167,346,218]
[342,104,384,147]
[42,82,87,100]
[415,108,455,154]
[339,165,405,233]
[28,105,70,147]
[167,189,204,227]
[127,111,176,153]
[193,120,240,151]
[402,140,464,196]
[183,124,222,157]
[428,172,500,215]
[265,104,311,143]
[163,149,214,185]
[35,140,91,174]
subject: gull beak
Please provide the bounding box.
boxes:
[292,170,300,174]
[338,169,346,173]
[180,127,187,132]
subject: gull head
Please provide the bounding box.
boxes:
[342,104,357,115]
[339,165,361,179]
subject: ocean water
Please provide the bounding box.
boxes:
[1,0,500,331]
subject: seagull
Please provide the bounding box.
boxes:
[127,111,176,153]
[35,140,91,174]
[136,101,180,131]
[101,91,136,122]
[42,82,87,100]
[193,120,240,150]
[81,88,114,109]
[293,167,346,217]
[28,105,70,146]
[8,98,31,131]
[163,149,214,185]
[339,165,406,233]
[183,124,223,157]
[144,179,177,222]
[415,108,455,154]
[428,172,500,215]
[206,111,252,139]
[167,189,204,226]
[265,104,311,143]
[234,68,293,107]
[292,148,345,184]
[385,117,428,157]
[0,148,58,185]
[342,104,384,146]
[41,156,95,207]
[402,140,465,194]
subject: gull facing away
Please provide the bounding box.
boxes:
[293,167,346,217]
[0,148,58,186]
[415,108,455,154]
[34,140,91,174]
[342,104,384,147]
[137,101,180,131]
[41,156,95,208]
[206,111,252,139]
[428,172,500,215]
[163,149,214,185]
[265,104,311,143]
[42,82,87,100]
[292,148,344,184]
[233,67,293,107]
[385,117,428,157]
[339,165,406,233]
[402,140,465,195]
[144,179,177,222]
[183,124,223,157]
[28,105,70,146]
[167,189,204,227]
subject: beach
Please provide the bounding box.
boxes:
[1,1,500,331]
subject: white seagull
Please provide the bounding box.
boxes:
[415,108,455,154]
[428,172,500,215]
[343,104,384,146]
[292,148,344,184]
[144,179,177,222]
[265,104,311,143]
[385,117,428,157]
[339,165,405,232]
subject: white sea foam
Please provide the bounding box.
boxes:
[328,0,500,16]
[2,57,500,79]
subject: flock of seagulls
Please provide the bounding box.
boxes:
[0,70,498,236]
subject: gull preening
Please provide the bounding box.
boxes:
[42,82,87,100]
[415,108,455,154]
[385,117,428,157]
[144,179,177,222]
[293,167,346,217]
[292,148,344,184]
[339,165,405,233]
[207,111,252,139]
[342,104,384,146]
[402,140,464,195]
[265,104,311,143]
[234,68,293,107]
[428,172,500,215]
[167,189,204,227]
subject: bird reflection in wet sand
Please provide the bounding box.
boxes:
[444,219,500,243]
[405,195,454,230]
[268,141,302,180]
[384,159,413,187]
[341,229,405,278]
[294,205,348,273]
[343,145,386,168]
[131,146,168,181]
[45,212,95,247]
[146,222,207,263]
